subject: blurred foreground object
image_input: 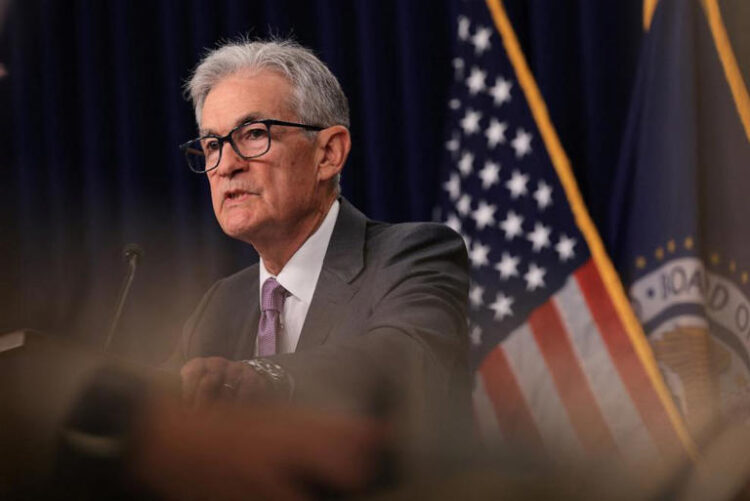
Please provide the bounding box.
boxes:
[131,399,382,501]
[0,330,383,500]
[0,329,119,496]
[5,330,750,500]
[609,0,750,442]
[437,0,693,483]
[0,330,175,498]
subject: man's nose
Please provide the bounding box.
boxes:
[215,141,247,176]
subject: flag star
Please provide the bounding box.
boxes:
[489,292,514,321]
[456,194,472,216]
[495,252,520,280]
[471,200,497,230]
[449,99,461,110]
[478,161,501,190]
[444,213,461,234]
[469,241,490,268]
[452,58,465,80]
[457,151,474,176]
[445,131,460,153]
[511,128,533,158]
[471,26,492,55]
[489,76,512,106]
[484,118,507,149]
[460,109,482,135]
[443,173,460,200]
[469,283,485,309]
[505,170,529,198]
[469,325,483,346]
[458,16,470,41]
[533,180,553,210]
[524,263,546,291]
[555,234,577,262]
[466,67,487,95]
[527,222,551,252]
[499,210,524,240]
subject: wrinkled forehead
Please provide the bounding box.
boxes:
[200,69,297,134]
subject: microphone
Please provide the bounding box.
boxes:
[103,243,144,351]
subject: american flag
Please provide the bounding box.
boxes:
[439,0,693,465]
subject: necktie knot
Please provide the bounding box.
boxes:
[261,277,287,312]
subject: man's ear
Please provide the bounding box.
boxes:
[316,125,351,182]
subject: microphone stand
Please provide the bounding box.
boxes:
[103,244,143,351]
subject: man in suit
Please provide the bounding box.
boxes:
[172,38,470,426]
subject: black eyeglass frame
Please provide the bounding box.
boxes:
[179,119,324,174]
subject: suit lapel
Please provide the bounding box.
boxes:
[233,264,261,359]
[296,198,367,351]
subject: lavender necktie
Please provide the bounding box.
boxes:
[258,277,287,356]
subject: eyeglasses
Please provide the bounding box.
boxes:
[179,119,324,173]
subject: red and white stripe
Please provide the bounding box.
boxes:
[475,259,682,462]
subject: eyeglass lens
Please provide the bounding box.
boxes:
[184,122,271,173]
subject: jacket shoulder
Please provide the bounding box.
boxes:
[365,220,467,259]
[214,262,258,290]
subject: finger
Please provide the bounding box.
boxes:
[221,362,245,398]
[192,357,233,402]
[193,371,223,409]
[220,381,238,399]
[180,359,208,406]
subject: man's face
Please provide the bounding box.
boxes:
[200,70,321,244]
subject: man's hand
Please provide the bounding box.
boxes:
[180,356,270,407]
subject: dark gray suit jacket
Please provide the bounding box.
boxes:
[171,199,470,425]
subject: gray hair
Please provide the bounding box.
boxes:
[185,38,350,130]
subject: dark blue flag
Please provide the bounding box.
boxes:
[610,0,750,433]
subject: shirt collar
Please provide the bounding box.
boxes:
[259,199,340,305]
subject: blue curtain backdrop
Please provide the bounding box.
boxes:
[0,0,641,363]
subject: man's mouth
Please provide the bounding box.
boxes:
[224,189,255,202]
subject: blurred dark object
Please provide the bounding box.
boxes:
[0,329,103,498]
[54,367,153,500]
[0,330,173,499]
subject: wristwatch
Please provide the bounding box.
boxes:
[243,358,294,399]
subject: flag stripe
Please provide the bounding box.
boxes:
[502,325,584,457]
[555,270,660,463]
[528,298,617,453]
[576,259,682,458]
[479,345,545,452]
[473,373,505,446]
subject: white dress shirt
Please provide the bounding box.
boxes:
[257,200,340,354]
